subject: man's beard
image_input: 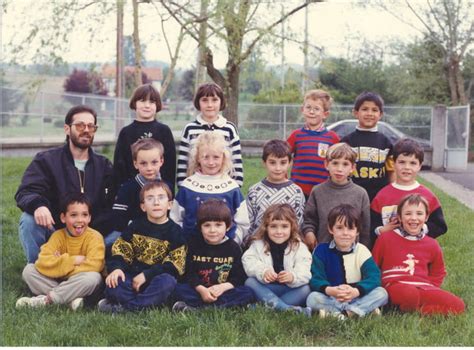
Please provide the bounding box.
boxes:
[69,132,94,149]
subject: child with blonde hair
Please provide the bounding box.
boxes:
[171,131,249,244]
[177,82,243,186]
[242,204,312,316]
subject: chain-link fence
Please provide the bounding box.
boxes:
[1,86,433,143]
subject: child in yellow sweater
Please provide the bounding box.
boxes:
[16,193,105,311]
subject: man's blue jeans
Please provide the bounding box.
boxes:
[244,277,311,311]
[19,212,54,263]
[306,286,388,316]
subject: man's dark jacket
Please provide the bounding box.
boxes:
[15,143,116,235]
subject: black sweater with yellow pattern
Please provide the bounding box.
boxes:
[107,217,186,281]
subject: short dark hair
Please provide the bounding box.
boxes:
[262,139,292,162]
[327,204,360,233]
[393,138,424,164]
[197,198,232,229]
[139,181,172,203]
[60,192,92,215]
[64,105,97,125]
[353,91,384,113]
[193,82,226,111]
[129,84,162,112]
[397,193,430,217]
[131,138,164,161]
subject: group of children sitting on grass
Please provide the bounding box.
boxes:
[16,83,465,319]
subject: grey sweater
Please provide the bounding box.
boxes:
[302,178,370,248]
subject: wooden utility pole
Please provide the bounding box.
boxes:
[132,0,143,87]
[116,0,125,136]
[302,5,309,93]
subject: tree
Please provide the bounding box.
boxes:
[177,69,196,101]
[160,0,318,124]
[125,70,151,98]
[123,35,147,67]
[381,0,474,106]
[63,68,108,95]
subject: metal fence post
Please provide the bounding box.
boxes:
[431,104,447,172]
[40,91,45,142]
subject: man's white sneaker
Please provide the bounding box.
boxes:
[70,298,84,311]
[16,295,49,308]
[372,307,382,316]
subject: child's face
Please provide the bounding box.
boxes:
[328,217,358,252]
[267,218,292,244]
[133,148,163,181]
[198,146,224,176]
[135,98,157,121]
[201,221,228,245]
[263,155,290,184]
[199,94,221,122]
[140,187,171,224]
[325,157,355,185]
[394,153,422,186]
[399,202,428,236]
[60,202,91,237]
[301,99,329,130]
[353,101,382,129]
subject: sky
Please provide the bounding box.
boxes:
[2,0,425,69]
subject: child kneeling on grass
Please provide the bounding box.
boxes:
[372,194,465,316]
[16,193,105,311]
[99,181,186,313]
[172,199,255,312]
[306,204,388,320]
[242,204,312,317]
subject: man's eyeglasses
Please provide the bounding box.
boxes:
[70,122,99,132]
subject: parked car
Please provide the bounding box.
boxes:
[327,119,432,168]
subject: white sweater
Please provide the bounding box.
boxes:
[242,239,312,288]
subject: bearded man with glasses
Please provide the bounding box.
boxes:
[15,105,116,263]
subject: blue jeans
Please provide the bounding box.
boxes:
[173,283,255,308]
[306,287,388,316]
[19,212,55,263]
[104,230,121,248]
[244,277,311,311]
[105,272,177,311]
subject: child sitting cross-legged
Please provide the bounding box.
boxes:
[16,193,105,311]
[372,194,465,316]
[172,199,255,312]
[242,204,312,317]
[98,181,186,313]
[306,204,388,320]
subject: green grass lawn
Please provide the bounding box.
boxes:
[1,156,473,346]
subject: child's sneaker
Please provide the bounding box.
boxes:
[319,309,327,318]
[289,306,312,318]
[172,301,196,312]
[97,298,124,313]
[70,298,84,311]
[16,295,49,308]
[372,307,382,316]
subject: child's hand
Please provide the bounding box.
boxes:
[380,216,399,234]
[132,273,146,292]
[334,284,359,302]
[196,286,217,303]
[208,283,233,298]
[263,269,278,283]
[277,271,294,284]
[54,250,61,257]
[105,269,125,288]
[304,232,317,251]
[74,255,86,265]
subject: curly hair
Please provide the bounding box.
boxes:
[187,131,233,177]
